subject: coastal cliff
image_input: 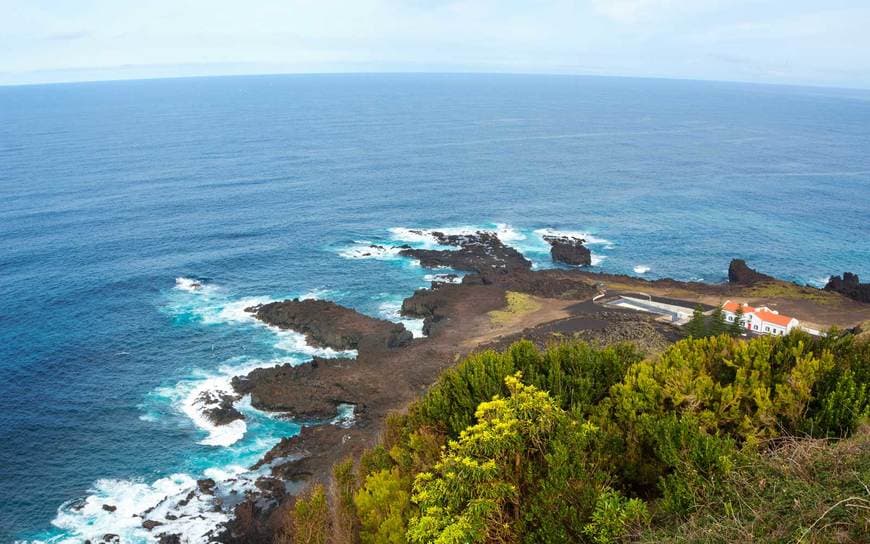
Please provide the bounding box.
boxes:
[150,233,870,544]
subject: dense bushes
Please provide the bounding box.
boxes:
[287,331,869,543]
[413,340,643,436]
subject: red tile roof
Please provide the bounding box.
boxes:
[755,309,794,327]
[722,300,795,327]
[723,301,752,313]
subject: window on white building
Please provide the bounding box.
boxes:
[765,326,770,332]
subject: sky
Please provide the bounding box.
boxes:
[2,0,870,88]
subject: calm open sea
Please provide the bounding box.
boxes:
[1,73,869,542]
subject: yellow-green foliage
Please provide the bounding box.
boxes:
[287,333,869,543]
[605,333,835,446]
[408,374,610,544]
[293,484,330,544]
[354,468,411,544]
[488,291,541,324]
[414,339,642,436]
[332,458,358,543]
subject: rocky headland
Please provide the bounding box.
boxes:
[248,299,414,351]
[153,233,870,543]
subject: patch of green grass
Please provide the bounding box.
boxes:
[488,291,542,325]
[746,282,840,304]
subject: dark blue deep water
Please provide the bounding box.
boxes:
[1,74,869,542]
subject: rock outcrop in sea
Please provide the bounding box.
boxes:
[825,272,870,303]
[398,231,532,275]
[248,299,413,350]
[728,259,776,285]
[543,234,592,266]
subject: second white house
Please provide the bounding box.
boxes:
[722,300,799,336]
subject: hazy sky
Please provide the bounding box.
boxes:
[2,0,869,87]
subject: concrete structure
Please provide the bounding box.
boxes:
[604,295,701,325]
[722,300,798,335]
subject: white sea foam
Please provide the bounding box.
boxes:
[180,375,247,447]
[810,276,831,288]
[273,327,358,358]
[174,276,211,293]
[633,265,651,274]
[339,241,405,260]
[378,300,425,338]
[49,450,287,544]
[423,273,463,284]
[389,223,526,247]
[533,228,612,246]
[590,254,606,266]
[332,403,357,428]
[50,472,230,544]
[52,280,361,543]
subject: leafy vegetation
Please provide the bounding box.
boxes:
[284,330,869,543]
[685,304,742,338]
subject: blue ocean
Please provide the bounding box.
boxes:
[1,74,869,542]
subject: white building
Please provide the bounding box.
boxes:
[722,300,799,336]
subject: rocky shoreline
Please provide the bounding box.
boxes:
[146,231,869,543]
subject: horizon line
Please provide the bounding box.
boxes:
[2,67,870,94]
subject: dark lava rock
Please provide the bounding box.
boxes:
[142,520,163,530]
[101,504,117,512]
[101,535,120,543]
[543,235,592,266]
[248,299,412,351]
[254,477,287,499]
[232,358,357,420]
[158,535,182,544]
[728,259,776,285]
[825,272,870,303]
[399,231,531,276]
[197,391,244,426]
[197,478,217,495]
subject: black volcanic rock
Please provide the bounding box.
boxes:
[728,259,776,285]
[232,358,357,420]
[543,235,591,266]
[825,272,870,303]
[197,478,217,495]
[399,231,531,275]
[248,299,413,351]
[197,391,244,426]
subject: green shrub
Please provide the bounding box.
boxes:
[313,334,869,543]
[355,468,412,544]
[583,489,649,544]
[293,484,330,544]
[408,374,604,544]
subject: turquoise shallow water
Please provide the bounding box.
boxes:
[1,74,869,542]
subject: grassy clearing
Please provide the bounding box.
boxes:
[488,291,542,325]
[746,282,841,304]
[637,425,870,544]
